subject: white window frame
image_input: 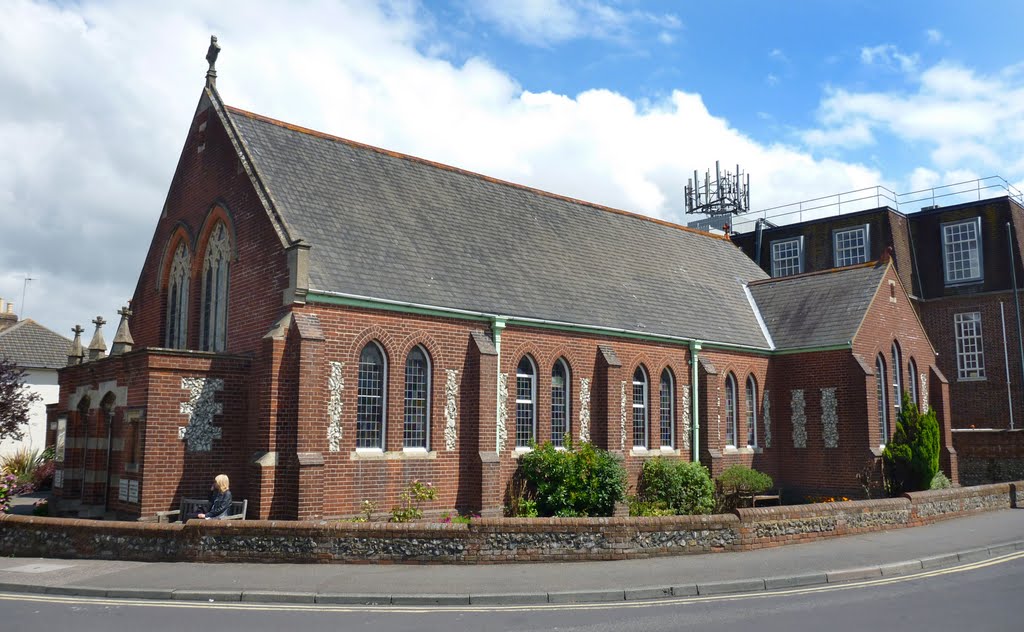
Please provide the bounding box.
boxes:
[954,312,986,380]
[403,345,431,451]
[876,355,888,447]
[551,358,571,447]
[515,356,537,449]
[725,373,738,448]
[771,237,803,277]
[659,369,675,450]
[356,341,387,451]
[833,224,870,267]
[632,367,649,449]
[891,341,903,417]
[745,375,758,448]
[942,217,983,285]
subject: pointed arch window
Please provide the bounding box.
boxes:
[357,342,387,449]
[876,354,888,445]
[200,221,230,352]
[908,357,919,408]
[746,375,758,447]
[660,369,675,449]
[725,373,738,447]
[551,358,570,447]
[403,346,430,449]
[165,242,190,349]
[891,341,903,417]
[632,366,649,448]
[515,356,537,448]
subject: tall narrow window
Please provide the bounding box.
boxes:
[746,375,758,447]
[908,358,919,408]
[200,221,230,352]
[891,341,903,416]
[403,346,430,449]
[771,237,803,277]
[551,359,570,447]
[954,312,986,379]
[942,217,983,285]
[633,366,649,448]
[876,355,888,445]
[516,357,537,448]
[357,342,386,449]
[165,242,190,349]
[725,373,738,447]
[659,369,674,449]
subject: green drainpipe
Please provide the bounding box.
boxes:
[689,340,701,462]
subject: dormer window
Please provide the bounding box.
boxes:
[165,242,190,349]
[942,217,982,285]
[200,221,230,351]
[833,224,869,267]
[771,237,803,277]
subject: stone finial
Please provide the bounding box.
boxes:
[87,316,107,361]
[111,304,135,356]
[205,35,221,88]
[67,324,85,366]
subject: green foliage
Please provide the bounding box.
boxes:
[626,495,675,517]
[0,473,16,513]
[389,480,436,522]
[440,512,476,524]
[0,358,41,442]
[929,472,952,490]
[883,395,941,495]
[715,465,774,510]
[517,439,627,517]
[1,447,42,481]
[635,457,715,515]
[515,497,538,518]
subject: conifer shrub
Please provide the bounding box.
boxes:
[635,457,715,515]
[517,439,626,517]
[883,395,941,495]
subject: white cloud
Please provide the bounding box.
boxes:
[925,28,945,44]
[860,43,919,73]
[1,0,887,334]
[469,0,680,46]
[769,48,787,62]
[765,73,779,86]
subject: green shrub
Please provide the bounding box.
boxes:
[715,465,773,510]
[883,395,940,495]
[626,495,675,517]
[929,472,952,490]
[389,480,436,522]
[636,457,715,515]
[517,439,627,517]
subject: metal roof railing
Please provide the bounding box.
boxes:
[726,176,1024,234]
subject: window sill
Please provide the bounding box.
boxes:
[659,447,679,455]
[511,446,533,459]
[349,449,438,461]
[957,376,987,382]
[630,447,651,457]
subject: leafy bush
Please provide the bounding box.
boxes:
[883,396,940,495]
[1,447,46,494]
[626,495,675,517]
[635,457,715,515]
[0,473,16,513]
[389,480,436,522]
[715,465,774,510]
[517,439,627,517]
[929,472,952,490]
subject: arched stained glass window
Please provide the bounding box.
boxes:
[659,369,674,449]
[891,341,903,417]
[633,366,649,448]
[908,357,919,408]
[404,346,430,449]
[876,354,888,445]
[165,242,190,349]
[357,342,387,449]
[551,359,570,447]
[746,375,758,447]
[725,373,738,447]
[516,356,537,448]
[200,221,230,352]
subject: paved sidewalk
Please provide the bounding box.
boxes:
[0,509,1022,605]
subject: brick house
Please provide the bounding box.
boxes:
[732,194,1024,484]
[48,54,955,520]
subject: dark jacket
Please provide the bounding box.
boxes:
[206,490,233,519]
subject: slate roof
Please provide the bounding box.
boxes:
[0,319,71,370]
[225,107,774,349]
[748,264,887,350]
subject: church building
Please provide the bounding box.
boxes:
[49,41,956,520]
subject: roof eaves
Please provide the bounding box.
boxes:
[222,106,734,244]
[748,260,879,287]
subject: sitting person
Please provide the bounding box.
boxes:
[197,474,232,519]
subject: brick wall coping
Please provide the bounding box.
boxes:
[2,482,1019,564]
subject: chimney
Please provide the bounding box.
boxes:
[0,298,17,332]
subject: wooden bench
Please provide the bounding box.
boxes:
[155,497,247,523]
[737,489,782,508]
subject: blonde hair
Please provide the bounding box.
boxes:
[214,474,230,492]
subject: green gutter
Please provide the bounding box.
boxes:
[689,340,701,462]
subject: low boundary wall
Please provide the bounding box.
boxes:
[2,482,1019,564]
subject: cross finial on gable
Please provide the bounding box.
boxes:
[88,316,107,361]
[112,303,135,356]
[205,35,221,88]
[68,324,85,366]
[72,324,85,337]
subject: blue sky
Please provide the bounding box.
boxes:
[2,0,1023,334]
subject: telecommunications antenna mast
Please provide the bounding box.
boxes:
[685,161,750,231]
